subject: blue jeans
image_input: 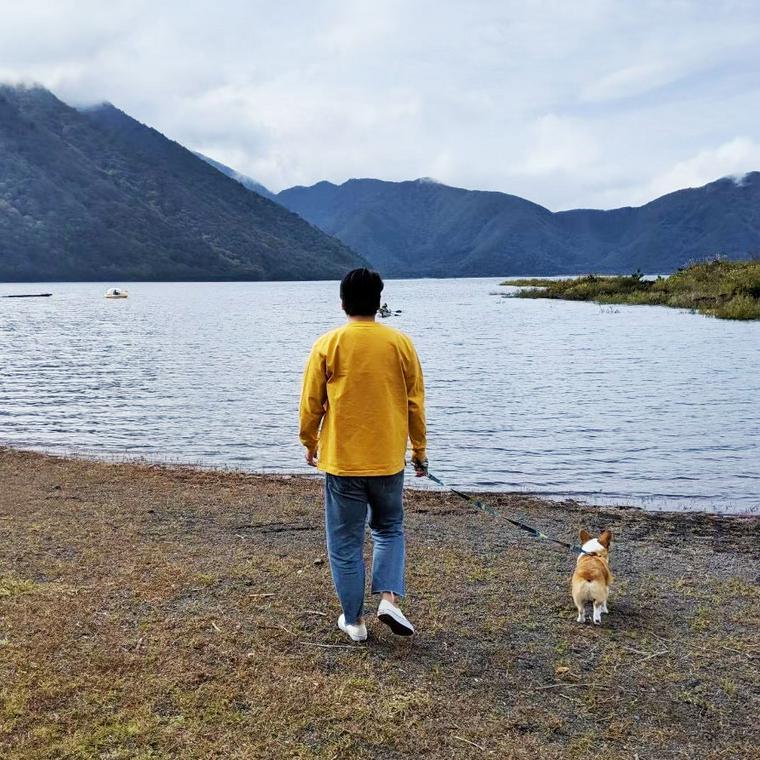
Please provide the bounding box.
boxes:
[324,471,406,625]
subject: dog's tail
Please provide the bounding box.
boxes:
[572,579,608,605]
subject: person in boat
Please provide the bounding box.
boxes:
[299,268,428,642]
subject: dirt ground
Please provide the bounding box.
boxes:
[1,447,758,759]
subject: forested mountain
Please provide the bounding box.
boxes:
[277,175,760,276]
[195,152,276,201]
[3,83,758,282]
[0,85,362,282]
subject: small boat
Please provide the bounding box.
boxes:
[105,288,128,299]
[378,303,402,318]
[2,293,52,298]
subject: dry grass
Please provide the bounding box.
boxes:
[501,258,760,319]
[1,447,758,759]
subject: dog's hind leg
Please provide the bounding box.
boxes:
[572,591,586,623]
[592,601,604,625]
[599,587,609,615]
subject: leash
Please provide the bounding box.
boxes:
[425,470,588,556]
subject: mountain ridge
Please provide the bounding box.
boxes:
[193,152,276,200]
[3,83,759,281]
[0,84,362,282]
[276,173,760,276]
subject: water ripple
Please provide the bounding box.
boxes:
[1,279,759,514]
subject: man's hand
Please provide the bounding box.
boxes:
[411,456,429,477]
[305,448,318,467]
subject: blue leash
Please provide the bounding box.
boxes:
[425,470,587,556]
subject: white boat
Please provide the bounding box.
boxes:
[105,288,128,299]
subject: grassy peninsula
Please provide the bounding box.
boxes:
[1,448,758,759]
[502,258,760,319]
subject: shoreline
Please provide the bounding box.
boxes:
[501,259,760,321]
[2,444,754,518]
[1,447,758,758]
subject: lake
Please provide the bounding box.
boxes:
[1,279,758,514]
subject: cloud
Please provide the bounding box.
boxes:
[645,138,760,199]
[583,62,677,103]
[515,115,600,176]
[1,0,759,209]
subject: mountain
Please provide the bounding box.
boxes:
[277,175,760,277]
[194,152,276,201]
[4,82,757,281]
[0,85,362,282]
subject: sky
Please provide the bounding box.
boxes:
[2,0,760,210]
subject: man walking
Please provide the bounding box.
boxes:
[299,268,427,642]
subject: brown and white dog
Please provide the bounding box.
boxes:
[571,529,613,625]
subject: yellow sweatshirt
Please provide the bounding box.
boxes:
[299,320,426,476]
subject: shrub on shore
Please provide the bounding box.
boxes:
[501,257,760,320]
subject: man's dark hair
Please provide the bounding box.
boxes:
[340,268,384,316]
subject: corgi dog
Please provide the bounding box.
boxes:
[571,529,613,625]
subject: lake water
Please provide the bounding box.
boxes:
[1,279,758,514]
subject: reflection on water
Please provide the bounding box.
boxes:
[1,279,758,514]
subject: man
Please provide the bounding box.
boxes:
[299,268,427,642]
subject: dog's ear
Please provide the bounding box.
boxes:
[579,529,592,543]
[599,529,613,548]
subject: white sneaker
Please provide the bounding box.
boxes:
[377,599,415,636]
[337,614,367,642]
